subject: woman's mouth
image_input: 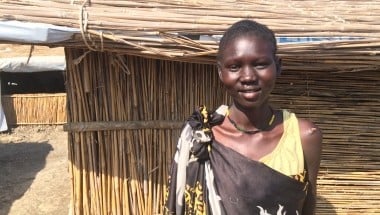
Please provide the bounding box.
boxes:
[239,89,261,100]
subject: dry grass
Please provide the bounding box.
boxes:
[1,1,379,214]
[64,48,379,214]
[1,93,66,125]
[1,1,380,62]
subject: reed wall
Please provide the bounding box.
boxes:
[1,93,66,125]
[64,48,380,214]
[1,1,379,214]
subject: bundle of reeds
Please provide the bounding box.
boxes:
[64,47,379,214]
[272,70,380,214]
[64,48,226,214]
[1,0,380,62]
[3,0,378,214]
[1,93,67,125]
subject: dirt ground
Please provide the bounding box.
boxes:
[0,126,70,215]
[0,44,68,215]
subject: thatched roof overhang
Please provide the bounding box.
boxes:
[0,0,379,67]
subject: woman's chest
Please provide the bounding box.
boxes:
[217,131,283,161]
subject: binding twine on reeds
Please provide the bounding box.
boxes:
[64,48,380,214]
[2,1,378,214]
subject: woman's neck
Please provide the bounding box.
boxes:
[229,103,274,130]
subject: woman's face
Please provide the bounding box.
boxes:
[218,35,279,109]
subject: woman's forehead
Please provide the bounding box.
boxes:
[222,36,274,55]
[228,35,270,47]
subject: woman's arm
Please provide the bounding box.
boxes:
[298,119,323,215]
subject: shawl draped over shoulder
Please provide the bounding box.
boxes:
[164,106,308,215]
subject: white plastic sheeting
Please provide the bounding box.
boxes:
[0,20,76,129]
[0,56,66,72]
[0,20,75,72]
[0,81,7,131]
[0,20,78,44]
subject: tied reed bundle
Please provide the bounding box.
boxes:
[65,48,225,214]
[4,1,378,214]
[1,93,66,125]
[64,47,379,214]
[1,0,380,62]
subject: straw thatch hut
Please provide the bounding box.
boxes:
[0,44,66,126]
[1,1,379,214]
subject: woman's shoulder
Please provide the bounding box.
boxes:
[296,117,323,177]
[281,110,322,140]
[297,118,323,146]
[280,110,322,161]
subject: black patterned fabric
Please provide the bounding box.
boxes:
[211,141,308,215]
[164,106,308,215]
[164,106,224,215]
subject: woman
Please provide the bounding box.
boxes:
[165,19,322,215]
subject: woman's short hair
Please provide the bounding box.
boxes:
[217,19,277,60]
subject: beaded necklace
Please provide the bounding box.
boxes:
[227,109,275,134]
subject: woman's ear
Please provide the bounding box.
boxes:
[217,62,222,80]
[275,56,282,76]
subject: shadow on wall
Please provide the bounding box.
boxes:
[0,141,52,215]
[316,195,337,215]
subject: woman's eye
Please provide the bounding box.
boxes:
[229,65,240,72]
[255,65,267,70]
[254,63,270,70]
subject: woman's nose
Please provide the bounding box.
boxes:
[240,66,257,82]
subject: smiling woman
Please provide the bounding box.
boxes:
[217,35,278,110]
[165,19,322,215]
